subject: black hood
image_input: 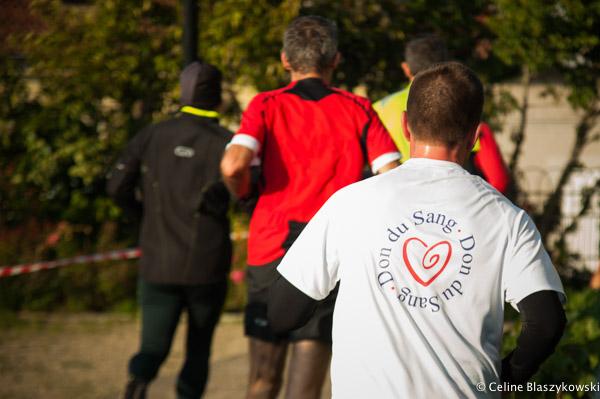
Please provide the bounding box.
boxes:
[180,62,222,110]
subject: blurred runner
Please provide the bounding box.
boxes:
[374,35,511,194]
[220,15,400,399]
[270,62,566,398]
[590,261,600,289]
[107,62,232,399]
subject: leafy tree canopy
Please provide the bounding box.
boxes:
[0,0,598,268]
[1,0,180,229]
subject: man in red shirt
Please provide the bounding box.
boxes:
[221,15,400,399]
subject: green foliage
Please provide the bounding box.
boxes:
[0,0,523,243]
[487,0,600,245]
[1,0,507,312]
[0,1,598,324]
[199,0,300,90]
[490,0,600,375]
[199,0,508,99]
[488,0,600,109]
[0,219,138,312]
[301,0,409,96]
[503,288,600,398]
[2,0,181,229]
[1,0,182,312]
[488,0,555,73]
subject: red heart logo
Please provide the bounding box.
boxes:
[402,237,453,287]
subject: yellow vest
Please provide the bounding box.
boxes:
[373,86,411,160]
[373,85,480,161]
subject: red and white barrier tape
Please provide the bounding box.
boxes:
[0,231,248,279]
[0,248,141,278]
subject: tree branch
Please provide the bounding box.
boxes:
[550,178,600,275]
[508,65,531,173]
[536,105,600,244]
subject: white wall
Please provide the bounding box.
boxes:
[494,82,600,271]
[493,83,600,172]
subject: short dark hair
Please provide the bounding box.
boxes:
[405,35,448,76]
[282,15,338,74]
[407,62,484,145]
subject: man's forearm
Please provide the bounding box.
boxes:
[502,290,566,384]
[376,160,400,174]
[220,144,254,199]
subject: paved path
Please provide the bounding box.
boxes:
[0,312,330,398]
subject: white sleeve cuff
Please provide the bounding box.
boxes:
[228,133,261,154]
[371,152,401,173]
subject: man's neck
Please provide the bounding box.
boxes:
[289,70,331,84]
[409,142,468,165]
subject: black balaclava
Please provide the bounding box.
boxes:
[180,62,222,110]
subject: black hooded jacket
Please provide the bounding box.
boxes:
[107,65,232,285]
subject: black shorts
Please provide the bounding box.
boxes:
[244,258,338,343]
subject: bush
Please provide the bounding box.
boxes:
[502,287,600,398]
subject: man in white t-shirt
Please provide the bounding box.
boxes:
[268,62,566,398]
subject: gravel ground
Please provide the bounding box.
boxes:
[0,312,330,399]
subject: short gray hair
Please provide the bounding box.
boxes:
[282,16,338,74]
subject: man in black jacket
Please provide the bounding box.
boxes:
[107,62,232,399]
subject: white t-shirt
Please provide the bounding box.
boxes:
[277,158,565,399]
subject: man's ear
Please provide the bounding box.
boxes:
[469,123,482,150]
[281,52,292,71]
[332,52,341,69]
[401,111,412,142]
[401,62,413,80]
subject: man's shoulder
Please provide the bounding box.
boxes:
[328,173,387,206]
[135,118,173,139]
[325,87,375,118]
[153,116,232,142]
[202,121,234,143]
[468,175,524,222]
[213,122,234,136]
[330,87,370,105]
[148,115,182,130]
[251,86,291,104]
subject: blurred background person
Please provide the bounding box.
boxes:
[221,15,400,399]
[374,35,512,195]
[590,261,600,289]
[107,62,233,399]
